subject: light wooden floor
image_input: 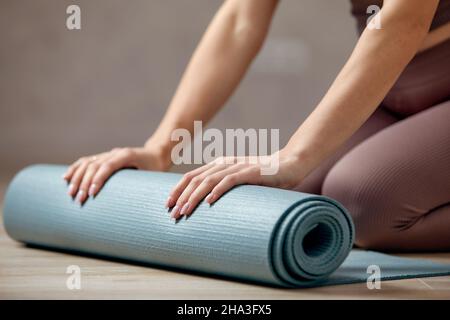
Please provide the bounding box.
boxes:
[0,173,449,299]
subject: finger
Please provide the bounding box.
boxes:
[63,152,106,182]
[174,164,243,219]
[180,174,224,217]
[77,162,101,204]
[207,167,261,205]
[90,151,132,197]
[170,164,230,219]
[68,161,89,198]
[63,159,83,181]
[166,162,216,209]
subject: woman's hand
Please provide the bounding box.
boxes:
[166,150,306,219]
[63,147,171,204]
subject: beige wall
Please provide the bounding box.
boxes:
[0,0,357,173]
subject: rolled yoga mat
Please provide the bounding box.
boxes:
[3,165,450,287]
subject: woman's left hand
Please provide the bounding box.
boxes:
[166,150,306,219]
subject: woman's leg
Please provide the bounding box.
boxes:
[322,100,450,251]
[295,107,398,194]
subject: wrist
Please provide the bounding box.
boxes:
[143,138,173,171]
[279,146,317,179]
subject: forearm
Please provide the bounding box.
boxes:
[146,0,278,165]
[285,0,438,178]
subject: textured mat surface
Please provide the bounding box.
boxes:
[3,165,450,287]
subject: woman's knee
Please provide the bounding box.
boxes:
[321,158,396,249]
[322,102,450,250]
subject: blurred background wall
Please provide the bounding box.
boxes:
[0,0,358,176]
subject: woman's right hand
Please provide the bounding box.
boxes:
[63,147,171,204]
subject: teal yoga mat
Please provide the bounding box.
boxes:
[3,165,450,287]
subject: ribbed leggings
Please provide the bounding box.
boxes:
[296,101,450,252]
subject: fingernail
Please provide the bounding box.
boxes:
[76,190,85,204]
[62,173,67,180]
[180,203,190,216]
[171,205,180,219]
[88,184,97,197]
[165,196,174,208]
[67,184,75,195]
[206,193,216,204]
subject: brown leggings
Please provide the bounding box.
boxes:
[295,101,450,252]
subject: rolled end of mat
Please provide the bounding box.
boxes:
[270,199,354,287]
